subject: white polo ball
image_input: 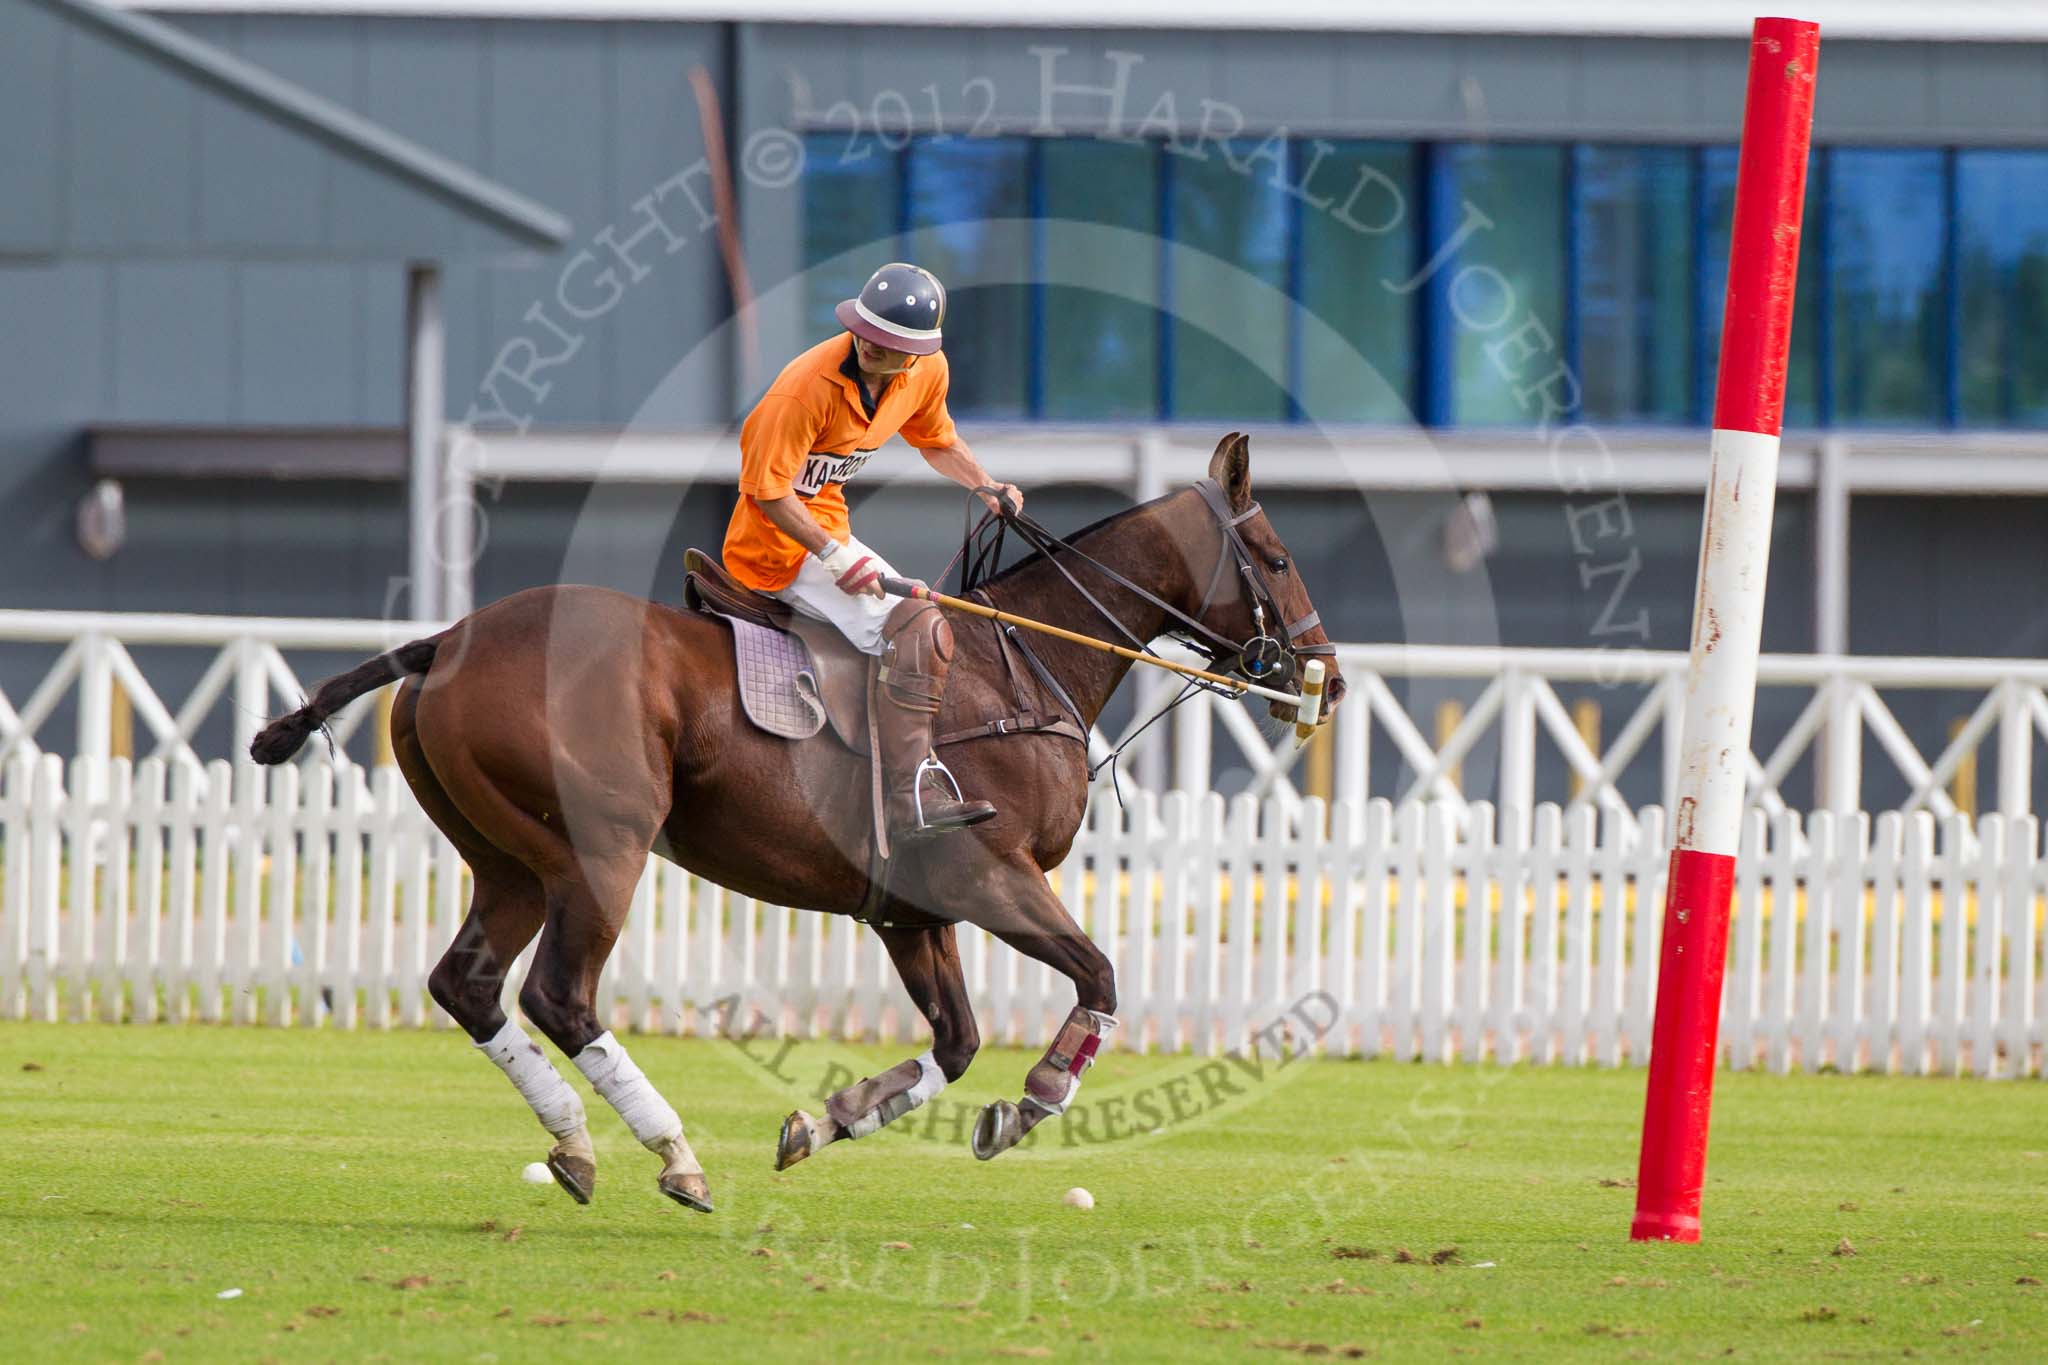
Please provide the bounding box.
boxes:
[1062,1187,1094,1210]
[521,1161,553,1185]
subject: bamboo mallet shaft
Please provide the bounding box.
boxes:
[880,576,1310,709]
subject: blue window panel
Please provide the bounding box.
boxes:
[1439,144,1568,426]
[1167,140,1292,424]
[1575,146,1694,424]
[1295,142,1419,424]
[1828,148,1947,426]
[800,132,900,355]
[1957,150,2048,427]
[1701,146,1824,427]
[1039,139,1160,421]
[905,137,1033,419]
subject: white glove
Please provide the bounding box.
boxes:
[815,537,884,598]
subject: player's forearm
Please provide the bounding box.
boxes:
[753,494,836,556]
[919,439,994,491]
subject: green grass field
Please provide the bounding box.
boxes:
[3,1021,2044,1363]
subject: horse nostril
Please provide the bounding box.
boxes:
[1323,676,1347,710]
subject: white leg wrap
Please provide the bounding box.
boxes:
[845,1051,947,1140]
[477,1019,586,1141]
[573,1031,684,1151]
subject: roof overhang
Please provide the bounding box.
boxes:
[5,0,571,260]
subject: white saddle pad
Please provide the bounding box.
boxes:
[714,611,827,740]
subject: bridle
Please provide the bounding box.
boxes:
[953,480,1334,696]
[1186,478,1335,687]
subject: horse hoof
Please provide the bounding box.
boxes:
[659,1171,714,1214]
[972,1099,1024,1161]
[547,1152,595,1206]
[776,1110,818,1171]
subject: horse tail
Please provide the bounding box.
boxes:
[248,635,442,765]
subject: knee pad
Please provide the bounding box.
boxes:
[880,601,951,710]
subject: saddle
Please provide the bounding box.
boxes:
[682,548,1089,757]
[682,549,873,755]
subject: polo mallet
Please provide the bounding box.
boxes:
[879,578,1328,742]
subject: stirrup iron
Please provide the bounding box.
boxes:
[912,753,965,829]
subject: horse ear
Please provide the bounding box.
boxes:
[1207,432,1252,513]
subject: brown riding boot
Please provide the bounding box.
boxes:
[877,599,996,841]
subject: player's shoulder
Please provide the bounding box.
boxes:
[913,347,950,388]
[763,334,854,400]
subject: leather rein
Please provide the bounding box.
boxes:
[956,479,1333,693]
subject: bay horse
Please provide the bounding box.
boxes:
[250,432,1344,1213]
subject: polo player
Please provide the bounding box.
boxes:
[723,262,1020,841]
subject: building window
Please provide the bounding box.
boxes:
[1167,141,1292,423]
[904,137,1033,419]
[1575,145,1693,425]
[1828,148,1947,426]
[800,132,900,352]
[1040,139,1160,421]
[1958,150,2048,427]
[1296,141,1418,424]
[1439,144,1567,426]
[797,131,2038,433]
[1701,146,1824,426]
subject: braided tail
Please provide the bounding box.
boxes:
[247,636,441,765]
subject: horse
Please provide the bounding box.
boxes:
[249,431,1346,1213]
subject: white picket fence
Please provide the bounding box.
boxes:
[1,754,2042,1078]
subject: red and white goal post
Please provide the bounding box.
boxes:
[1631,16,1821,1244]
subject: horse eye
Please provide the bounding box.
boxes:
[1268,557,1290,576]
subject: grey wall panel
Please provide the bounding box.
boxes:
[753,22,858,126]
[1459,37,1578,135]
[359,18,489,417]
[110,262,235,420]
[1215,31,1338,131]
[844,23,995,130]
[1335,34,1464,133]
[66,28,199,253]
[197,77,329,254]
[606,22,726,424]
[0,264,112,611]
[359,260,405,421]
[1818,42,1938,141]
[0,0,65,255]
[0,264,110,426]
[1932,44,2048,138]
[482,21,614,426]
[238,14,361,102]
[971,30,1076,133]
[1572,39,1696,136]
[1087,29,1216,139]
[236,262,363,423]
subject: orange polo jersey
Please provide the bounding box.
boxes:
[722,333,959,591]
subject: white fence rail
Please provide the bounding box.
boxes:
[1167,644,2048,826]
[3,756,2042,1077]
[4,609,2047,822]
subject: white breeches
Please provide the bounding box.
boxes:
[773,534,900,656]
